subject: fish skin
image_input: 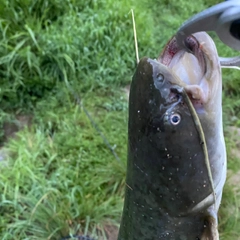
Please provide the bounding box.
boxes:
[189,33,226,215]
[118,32,226,240]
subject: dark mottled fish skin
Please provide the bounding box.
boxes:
[118,33,226,240]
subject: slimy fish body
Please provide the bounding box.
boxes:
[118,32,226,240]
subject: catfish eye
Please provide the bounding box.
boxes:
[170,113,181,125]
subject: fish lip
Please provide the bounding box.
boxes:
[158,35,206,72]
[157,34,209,110]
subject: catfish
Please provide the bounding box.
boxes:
[118,32,226,240]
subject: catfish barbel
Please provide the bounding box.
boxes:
[118,32,226,240]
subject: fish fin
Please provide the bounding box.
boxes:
[201,215,219,240]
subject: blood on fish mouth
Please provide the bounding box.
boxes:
[158,35,208,110]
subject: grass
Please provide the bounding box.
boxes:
[0,0,240,239]
[0,85,128,239]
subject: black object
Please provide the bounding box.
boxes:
[230,19,240,40]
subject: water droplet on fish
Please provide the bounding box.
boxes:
[137,110,140,113]
[169,178,172,181]
[203,184,206,187]
[162,166,165,170]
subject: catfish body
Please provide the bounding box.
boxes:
[118,33,226,240]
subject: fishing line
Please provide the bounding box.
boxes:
[81,103,121,162]
[131,9,139,64]
[66,85,121,162]
[181,88,217,209]
[59,87,121,239]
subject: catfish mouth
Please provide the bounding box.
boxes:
[158,35,208,110]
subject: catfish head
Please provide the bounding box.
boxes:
[118,32,226,240]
